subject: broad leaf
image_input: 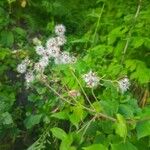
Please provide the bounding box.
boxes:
[111,142,137,150]
[115,114,127,140]
[136,120,150,139]
[51,127,67,140]
[24,114,42,129]
[83,144,107,150]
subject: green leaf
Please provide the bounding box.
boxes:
[136,120,150,139]
[51,111,69,120]
[119,104,134,118]
[132,37,144,48]
[12,27,27,37]
[111,142,137,150]
[0,31,14,47]
[51,127,67,140]
[83,144,107,150]
[115,114,127,140]
[60,134,73,150]
[92,101,103,112]
[69,106,86,128]
[24,114,42,129]
[0,49,10,60]
[2,112,13,125]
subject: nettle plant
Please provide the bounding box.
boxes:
[17,25,149,150]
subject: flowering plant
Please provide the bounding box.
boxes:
[1,0,150,149]
[16,25,148,150]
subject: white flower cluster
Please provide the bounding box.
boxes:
[17,58,34,85]
[82,71,100,88]
[118,77,130,93]
[82,71,131,93]
[25,71,34,84]
[17,24,76,85]
[34,24,76,71]
[55,52,77,64]
[17,58,30,74]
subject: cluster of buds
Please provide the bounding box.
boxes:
[17,24,77,85]
[68,90,80,97]
[118,77,130,93]
[82,71,100,88]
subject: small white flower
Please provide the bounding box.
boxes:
[25,71,34,83]
[32,37,42,46]
[35,45,45,56]
[82,71,100,88]
[17,63,27,74]
[54,52,76,65]
[34,56,49,72]
[56,36,66,46]
[118,77,130,93]
[34,62,43,72]
[55,24,66,36]
[61,52,71,64]
[46,37,57,49]
[47,46,60,58]
[71,56,77,64]
[39,56,49,68]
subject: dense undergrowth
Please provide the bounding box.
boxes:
[0,0,150,150]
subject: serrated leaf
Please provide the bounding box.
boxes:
[13,27,26,37]
[24,114,42,129]
[0,31,14,47]
[69,106,86,128]
[115,114,127,140]
[132,37,144,48]
[136,120,150,139]
[2,112,13,125]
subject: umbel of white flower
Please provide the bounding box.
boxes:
[118,77,130,93]
[82,71,100,88]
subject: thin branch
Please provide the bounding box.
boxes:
[92,3,105,46]
[91,88,99,102]
[40,75,150,124]
[121,0,142,63]
[70,68,96,110]
[41,77,75,106]
[64,84,95,113]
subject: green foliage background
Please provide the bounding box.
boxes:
[0,0,150,150]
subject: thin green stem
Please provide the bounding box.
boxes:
[64,85,95,112]
[92,3,105,46]
[81,115,97,139]
[121,0,142,63]
[91,88,99,103]
[70,68,95,110]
